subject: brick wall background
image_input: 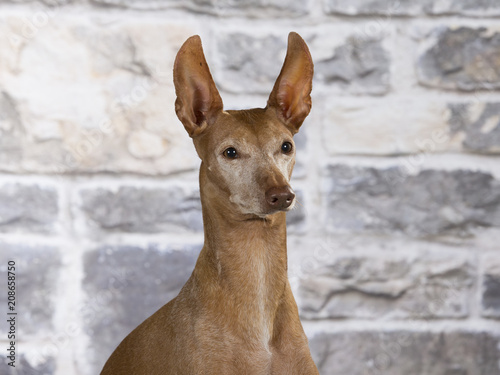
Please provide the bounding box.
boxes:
[0,0,500,374]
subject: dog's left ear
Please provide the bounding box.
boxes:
[173,35,223,138]
[267,32,314,134]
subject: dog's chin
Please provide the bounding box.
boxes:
[239,199,296,219]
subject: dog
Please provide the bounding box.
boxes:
[100,31,317,375]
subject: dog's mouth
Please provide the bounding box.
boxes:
[247,196,297,219]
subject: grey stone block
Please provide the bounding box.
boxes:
[215,33,287,94]
[325,0,428,16]
[315,37,390,94]
[325,0,500,17]
[449,102,500,153]
[0,355,55,375]
[0,16,201,176]
[217,32,390,95]
[90,0,177,8]
[0,0,69,4]
[483,275,500,318]
[0,92,23,169]
[82,243,200,373]
[324,165,500,237]
[80,185,203,233]
[0,183,59,233]
[299,253,475,319]
[287,190,307,233]
[310,330,500,375]
[482,254,500,318]
[90,0,309,15]
[442,0,500,16]
[192,0,309,16]
[0,242,60,336]
[418,27,500,91]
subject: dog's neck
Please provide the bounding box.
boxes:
[196,163,289,343]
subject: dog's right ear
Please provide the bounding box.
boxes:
[267,32,313,135]
[173,36,223,138]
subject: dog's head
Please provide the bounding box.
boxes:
[173,32,313,218]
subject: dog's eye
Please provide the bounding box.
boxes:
[281,142,293,154]
[223,147,238,159]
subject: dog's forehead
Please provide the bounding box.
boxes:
[214,109,292,142]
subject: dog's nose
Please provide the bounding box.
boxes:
[265,186,295,210]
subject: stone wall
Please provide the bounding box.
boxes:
[0,1,499,374]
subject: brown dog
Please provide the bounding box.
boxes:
[100,32,317,375]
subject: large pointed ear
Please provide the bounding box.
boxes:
[173,35,223,138]
[267,32,313,134]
